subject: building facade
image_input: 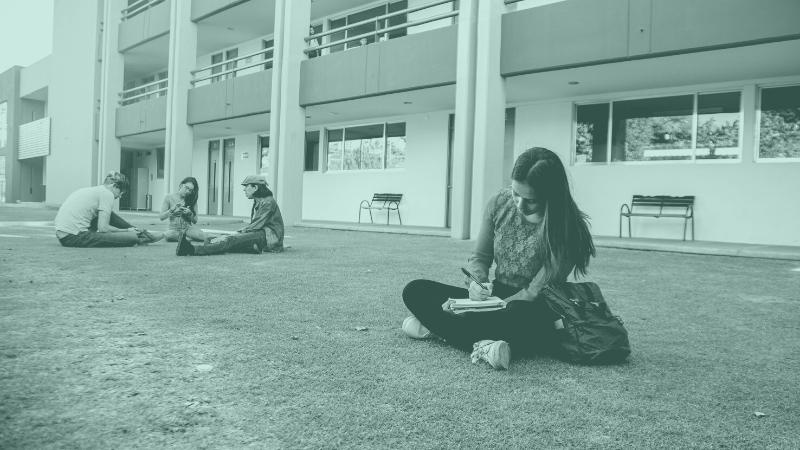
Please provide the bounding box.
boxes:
[1,0,799,246]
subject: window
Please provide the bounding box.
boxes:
[575,91,741,163]
[327,1,408,54]
[758,85,800,160]
[258,136,270,174]
[156,147,164,179]
[305,131,320,171]
[386,122,406,168]
[0,102,7,148]
[325,122,406,171]
[210,48,238,83]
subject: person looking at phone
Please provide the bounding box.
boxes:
[400,147,596,370]
[160,177,207,242]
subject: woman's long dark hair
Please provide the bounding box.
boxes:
[510,147,595,284]
[179,177,199,214]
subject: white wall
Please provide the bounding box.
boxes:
[513,78,800,246]
[47,0,102,204]
[192,132,264,217]
[302,111,450,227]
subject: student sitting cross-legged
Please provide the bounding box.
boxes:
[54,171,164,248]
[176,175,284,256]
[160,176,207,243]
[401,148,596,370]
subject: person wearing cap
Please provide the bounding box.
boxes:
[54,171,164,248]
[176,174,284,256]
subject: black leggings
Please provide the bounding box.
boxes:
[402,279,557,355]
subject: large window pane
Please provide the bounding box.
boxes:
[386,122,406,168]
[326,128,343,171]
[329,17,346,53]
[611,95,693,161]
[575,103,609,163]
[344,124,382,170]
[0,102,7,148]
[759,85,800,159]
[696,92,740,159]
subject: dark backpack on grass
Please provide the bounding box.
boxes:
[539,282,631,365]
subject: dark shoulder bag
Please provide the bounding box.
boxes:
[539,282,631,365]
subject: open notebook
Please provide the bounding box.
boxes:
[447,297,506,314]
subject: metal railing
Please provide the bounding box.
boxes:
[191,47,274,86]
[119,78,168,106]
[121,0,166,21]
[304,0,458,56]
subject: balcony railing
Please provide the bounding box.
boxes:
[119,78,168,106]
[121,0,166,21]
[191,47,274,87]
[18,117,51,160]
[304,0,458,56]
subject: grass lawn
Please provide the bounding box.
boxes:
[1,207,798,448]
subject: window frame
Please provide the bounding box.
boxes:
[754,82,800,164]
[323,121,406,173]
[573,89,744,165]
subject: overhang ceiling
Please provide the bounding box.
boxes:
[505,39,800,105]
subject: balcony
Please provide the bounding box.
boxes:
[500,0,800,76]
[116,80,168,137]
[18,117,51,160]
[301,0,459,106]
[188,47,274,124]
[119,0,170,52]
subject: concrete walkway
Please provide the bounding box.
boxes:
[297,220,800,261]
[1,204,798,261]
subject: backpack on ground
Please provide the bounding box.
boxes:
[539,282,631,365]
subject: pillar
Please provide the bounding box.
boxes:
[164,0,197,189]
[269,0,311,225]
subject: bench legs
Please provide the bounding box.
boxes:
[619,215,632,238]
[358,208,374,224]
[682,217,695,241]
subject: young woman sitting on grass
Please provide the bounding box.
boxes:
[160,177,206,242]
[401,147,596,370]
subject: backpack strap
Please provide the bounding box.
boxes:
[584,282,604,302]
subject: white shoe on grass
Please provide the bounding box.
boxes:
[471,340,510,370]
[402,316,432,339]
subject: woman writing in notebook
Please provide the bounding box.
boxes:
[401,147,595,370]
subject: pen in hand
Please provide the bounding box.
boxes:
[461,267,489,291]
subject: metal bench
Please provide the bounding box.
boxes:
[619,195,695,241]
[359,193,403,225]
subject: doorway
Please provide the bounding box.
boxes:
[207,140,220,215]
[18,157,45,202]
[221,138,236,216]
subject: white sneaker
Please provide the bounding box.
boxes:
[471,340,510,370]
[402,316,432,339]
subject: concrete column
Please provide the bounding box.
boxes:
[164,0,197,189]
[450,0,479,239]
[469,0,506,237]
[97,0,126,179]
[47,0,105,204]
[269,0,310,225]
